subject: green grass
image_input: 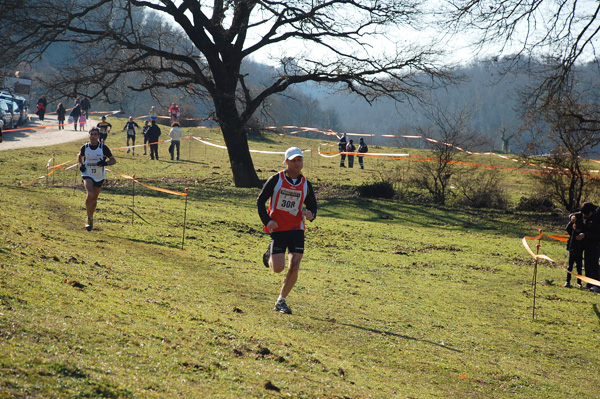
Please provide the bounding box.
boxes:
[1,118,599,398]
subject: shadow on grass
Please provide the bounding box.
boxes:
[594,304,600,326]
[318,197,560,238]
[310,316,461,353]
[127,236,182,250]
[248,133,280,145]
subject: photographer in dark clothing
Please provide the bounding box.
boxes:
[575,202,600,292]
[564,211,584,288]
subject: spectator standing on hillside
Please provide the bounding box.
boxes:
[257,147,318,314]
[336,132,347,167]
[169,103,180,125]
[56,103,66,130]
[142,120,150,155]
[564,212,584,288]
[346,139,356,168]
[78,127,116,231]
[96,115,112,143]
[36,95,47,121]
[576,202,600,292]
[80,97,91,118]
[149,106,158,122]
[123,116,140,155]
[146,119,162,160]
[168,122,183,161]
[69,103,81,131]
[357,137,369,169]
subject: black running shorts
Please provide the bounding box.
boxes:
[269,230,305,254]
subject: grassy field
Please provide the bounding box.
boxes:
[1,118,599,398]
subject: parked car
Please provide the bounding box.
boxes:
[0,92,26,126]
[0,99,15,130]
[15,95,29,124]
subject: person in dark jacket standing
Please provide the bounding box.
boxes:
[357,137,368,169]
[257,147,318,314]
[575,202,600,292]
[564,211,584,288]
[336,132,347,167]
[70,103,81,131]
[146,120,162,160]
[80,97,91,118]
[56,103,66,130]
[346,139,356,168]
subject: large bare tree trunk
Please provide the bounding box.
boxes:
[219,114,261,188]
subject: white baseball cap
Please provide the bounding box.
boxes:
[283,147,303,164]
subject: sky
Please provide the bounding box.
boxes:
[153,1,600,69]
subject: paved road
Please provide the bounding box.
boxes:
[0,114,94,151]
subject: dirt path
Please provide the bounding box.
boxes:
[0,114,96,151]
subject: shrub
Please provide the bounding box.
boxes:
[455,169,508,210]
[515,195,555,212]
[357,181,395,199]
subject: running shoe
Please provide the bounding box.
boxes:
[262,249,270,268]
[85,218,93,231]
[274,299,292,314]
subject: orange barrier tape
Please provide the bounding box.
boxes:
[522,230,600,286]
[116,172,187,197]
[269,125,600,176]
[22,155,188,197]
[132,114,213,122]
[20,158,77,186]
[317,148,410,159]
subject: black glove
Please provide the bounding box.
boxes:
[79,164,86,172]
[97,159,108,167]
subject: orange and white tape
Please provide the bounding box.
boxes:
[522,230,600,287]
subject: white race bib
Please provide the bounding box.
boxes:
[275,188,302,216]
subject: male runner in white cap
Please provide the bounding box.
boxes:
[257,147,318,314]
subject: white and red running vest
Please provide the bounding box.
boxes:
[265,171,308,233]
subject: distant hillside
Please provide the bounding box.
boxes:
[11,38,600,154]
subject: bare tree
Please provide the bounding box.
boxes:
[410,104,482,204]
[499,127,516,153]
[521,83,600,211]
[0,0,454,187]
[444,0,600,110]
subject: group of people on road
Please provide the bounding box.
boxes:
[564,202,600,292]
[53,97,92,131]
[336,132,368,169]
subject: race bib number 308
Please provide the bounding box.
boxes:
[276,188,302,216]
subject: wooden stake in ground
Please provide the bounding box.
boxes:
[181,187,189,250]
[131,174,135,225]
[531,236,542,320]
